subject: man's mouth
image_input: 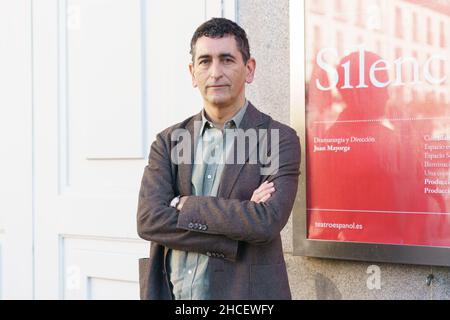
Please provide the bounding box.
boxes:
[207,85,229,89]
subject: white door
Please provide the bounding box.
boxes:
[0,0,34,299]
[32,0,236,299]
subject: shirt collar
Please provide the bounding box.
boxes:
[200,99,249,135]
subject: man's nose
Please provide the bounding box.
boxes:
[209,60,224,79]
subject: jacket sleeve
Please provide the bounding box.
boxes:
[136,132,239,262]
[177,127,301,245]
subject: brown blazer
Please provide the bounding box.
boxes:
[137,102,300,300]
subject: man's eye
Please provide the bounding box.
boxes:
[199,60,209,65]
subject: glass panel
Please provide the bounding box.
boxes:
[305,0,450,247]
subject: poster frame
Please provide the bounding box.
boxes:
[290,0,450,267]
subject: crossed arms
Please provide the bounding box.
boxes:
[136,127,300,262]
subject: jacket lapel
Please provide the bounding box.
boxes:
[217,102,266,199]
[177,111,202,196]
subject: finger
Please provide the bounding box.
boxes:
[256,187,275,200]
[260,186,275,195]
[259,193,271,203]
[252,183,274,202]
[255,181,268,192]
[256,182,274,193]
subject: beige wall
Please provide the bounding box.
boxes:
[237,0,450,300]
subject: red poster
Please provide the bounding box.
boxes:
[306,0,450,246]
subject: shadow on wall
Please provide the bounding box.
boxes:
[315,273,342,300]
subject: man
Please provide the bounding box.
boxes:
[137,18,300,300]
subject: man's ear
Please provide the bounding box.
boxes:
[245,58,256,84]
[189,63,198,88]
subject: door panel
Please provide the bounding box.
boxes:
[0,0,33,299]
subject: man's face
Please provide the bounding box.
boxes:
[189,35,255,108]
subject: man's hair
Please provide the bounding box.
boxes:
[190,18,251,64]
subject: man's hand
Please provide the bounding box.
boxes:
[251,181,275,203]
[177,181,275,211]
[177,196,189,211]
